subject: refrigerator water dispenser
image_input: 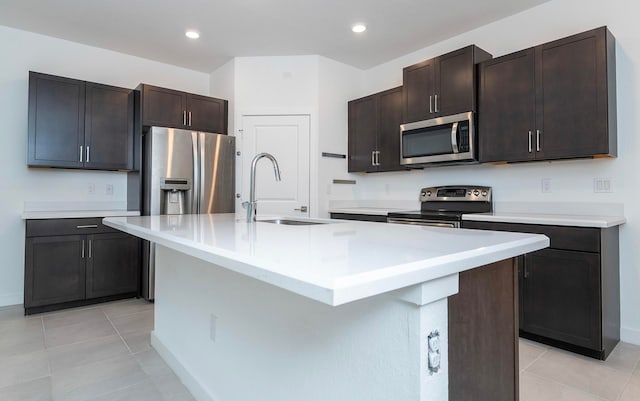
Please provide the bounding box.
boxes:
[160,178,191,215]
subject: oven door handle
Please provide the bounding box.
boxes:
[387,217,459,228]
[451,122,459,154]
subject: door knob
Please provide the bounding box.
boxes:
[294,206,308,213]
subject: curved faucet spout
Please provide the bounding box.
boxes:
[247,153,281,222]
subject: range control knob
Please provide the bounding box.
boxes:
[473,190,480,196]
[426,191,432,196]
[481,191,488,197]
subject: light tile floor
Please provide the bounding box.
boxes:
[0,299,194,401]
[1,299,639,401]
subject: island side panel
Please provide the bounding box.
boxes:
[448,257,519,401]
[152,245,451,401]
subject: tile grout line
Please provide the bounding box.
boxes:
[525,370,610,401]
[614,371,635,401]
[40,315,52,377]
[521,347,548,372]
[103,308,133,354]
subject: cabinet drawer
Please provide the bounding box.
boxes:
[462,221,600,253]
[26,218,119,237]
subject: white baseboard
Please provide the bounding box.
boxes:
[621,326,640,346]
[151,332,217,401]
[0,293,22,308]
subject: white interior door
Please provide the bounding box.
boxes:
[240,115,310,218]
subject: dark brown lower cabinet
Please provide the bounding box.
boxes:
[522,249,601,350]
[86,233,139,299]
[25,218,140,314]
[449,258,519,401]
[25,235,86,307]
[462,220,620,360]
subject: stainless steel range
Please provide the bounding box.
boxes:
[387,185,492,228]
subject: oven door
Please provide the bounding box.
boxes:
[400,112,474,165]
[387,217,460,228]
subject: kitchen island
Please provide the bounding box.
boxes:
[104,214,548,401]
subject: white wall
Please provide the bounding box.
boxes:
[0,25,210,306]
[317,57,364,217]
[230,56,321,214]
[220,55,364,218]
[356,0,640,343]
[209,59,236,135]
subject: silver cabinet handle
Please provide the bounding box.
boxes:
[376,151,381,166]
[528,131,533,153]
[294,206,308,213]
[429,95,433,113]
[76,224,98,229]
[536,130,541,152]
[81,240,85,259]
[183,111,187,126]
[434,94,439,113]
[79,146,83,162]
[88,239,92,259]
[371,151,375,166]
[86,146,90,163]
[188,111,192,127]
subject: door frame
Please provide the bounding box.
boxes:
[237,111,315,217]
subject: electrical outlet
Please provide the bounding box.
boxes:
[105,184,114,196]
[427,330,441,375]
[541,178,552,193]
[88,183,95,194]
[594,178,613,193]
[210,314,218,342]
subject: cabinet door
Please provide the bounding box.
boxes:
[535,28,610,159]
[435,46,475,117]
[86,233,140,299]
[521,249,601,350]
[377,87,403,171]
[187,94,228,134]
[28,72,85,168]
[84,83,134,170]
[348,95,378,172]
[141,85,187,128]
[478,49,536,162]
[403,59,436,123]
[25,235,86,307]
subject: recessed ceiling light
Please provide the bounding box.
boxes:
[352,24,367,33]
[185,30,200,39]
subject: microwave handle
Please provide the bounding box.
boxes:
[451,122,459,153]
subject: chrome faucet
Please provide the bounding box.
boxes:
[245,152,281,222]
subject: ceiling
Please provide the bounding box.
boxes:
[0,0,550,72]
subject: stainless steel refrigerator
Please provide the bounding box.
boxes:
[141,127,235,300]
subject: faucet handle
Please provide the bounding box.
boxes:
[241,201,249,210]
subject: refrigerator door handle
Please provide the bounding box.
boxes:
[192,132,200,214]
[199,132,206,214]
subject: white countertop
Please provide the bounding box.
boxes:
[23,210,141,220]
[329,207,409,216]
[462,212,626,228]
[104,214,548,306]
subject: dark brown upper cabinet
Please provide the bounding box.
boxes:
[403,45,492,124]
[348,87,404,173]
[479,27,617,163]
[28,72,134,170]
[138,84,228,134]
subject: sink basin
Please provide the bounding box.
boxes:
[258,218,327,226]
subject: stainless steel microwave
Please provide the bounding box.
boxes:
[400,112,476,166]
